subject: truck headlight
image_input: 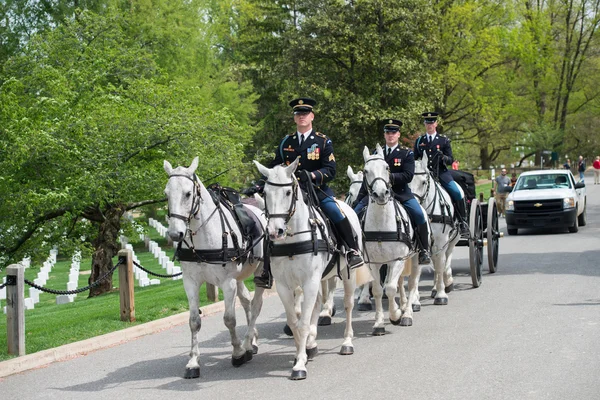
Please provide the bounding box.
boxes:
[563,197,575,209]
[506,200,514,211]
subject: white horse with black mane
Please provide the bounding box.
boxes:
[409,152,461,304]
[163,157,267,379]
[254,158,361,380]
[360,145,424,332]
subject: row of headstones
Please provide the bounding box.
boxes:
[55,251,82,305]
[1,249,65,313]
[148,218,169,241]
[118,235,182,287]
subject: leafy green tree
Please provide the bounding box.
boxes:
[0,8,256,296]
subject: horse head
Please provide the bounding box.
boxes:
[163,156,202,242]
[409,152,431,202]
[362,144,391,205]
[345,165,364,205]
[254,157,301,241]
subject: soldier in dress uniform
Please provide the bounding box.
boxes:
[352,119,431,264]
[246,97,364,288]
[413,112,469,235]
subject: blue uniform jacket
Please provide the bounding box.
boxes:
[413,133,454,184]
[269,129,336,199]
[355,146,416,204]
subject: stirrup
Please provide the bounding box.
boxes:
[418,251,431,265]
[253,272,272,289]
[346,250,364,269]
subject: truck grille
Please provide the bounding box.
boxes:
[514,199,563,213]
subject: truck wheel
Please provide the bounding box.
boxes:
[568,213,579,233]
[578,203,587,226]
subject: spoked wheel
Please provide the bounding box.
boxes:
[486,197,500,273]
[469,198,484,288]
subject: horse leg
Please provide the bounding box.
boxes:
[432,251,449,305]
[386,261,403,325]
[397,274,407,313]
[339,269,356,355]
[291,277,321,380]
[237,280,262,355]
[370,265,386,336]
[306,288,321,358]
[357,283,372,311]
[400,255,422,326]
[182,271,202,379]
[318,276,336,326]
[407,255,422,313]
[222,278,247,366]
[284,286,304,336]
[443,247,455,293]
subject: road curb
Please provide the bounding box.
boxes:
[0,289,277,379]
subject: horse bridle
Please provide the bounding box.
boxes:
[345,180,363,204]
[412,170,432,205]
[364,156,391,201]
[264,178,299,224]
[167,173,203,224]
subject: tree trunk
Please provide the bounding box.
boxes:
[479,146,491,170]
[88,204,125,298]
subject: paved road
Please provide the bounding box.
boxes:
[1,174,599,400]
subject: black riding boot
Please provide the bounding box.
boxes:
[253,240,272,289]
[454,198,470,236]
[335,217,364,269]
[416,223,431,265]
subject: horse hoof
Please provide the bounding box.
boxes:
[306,346,318,360]
[252,344,259,355]
[431,290,437,298]
[445,284,454,293]
[331,305,337,317]
[412,304,421,312]
[339,345,354,355]
[400,317,413,326]
[245,350,253,362]
[232,354,247,367]
[283,324,293,336]
[390,317,401,326]
[184,367,200,379]
[372,327,386,336]
[290,370,307,380]
[357,303,372,311]
[318,315,332,326]
[433,297,448,305]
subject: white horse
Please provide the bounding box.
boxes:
[345,166,375,311]
[409,152,461,304]
[254,158,360,380]
[164,157,267,379]
[361,144,423,333]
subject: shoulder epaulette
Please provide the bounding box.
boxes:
[287,132,295,136]
[314,131,328,139]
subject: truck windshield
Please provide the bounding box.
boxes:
[515,174,572,191]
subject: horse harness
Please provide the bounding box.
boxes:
[412,170,454,229]
[167,173,264,265]
[263,175,340,278]
[361,156,412,249]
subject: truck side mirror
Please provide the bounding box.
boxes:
[574,182,585,189]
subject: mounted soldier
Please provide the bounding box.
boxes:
[245,97,364,288]
[413,112,469,236]
[352,119,431,265]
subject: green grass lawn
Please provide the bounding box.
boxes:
[0,225,255,361]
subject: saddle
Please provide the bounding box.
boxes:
[207,183,263,240]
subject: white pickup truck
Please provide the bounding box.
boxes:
[505,169,586,235]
